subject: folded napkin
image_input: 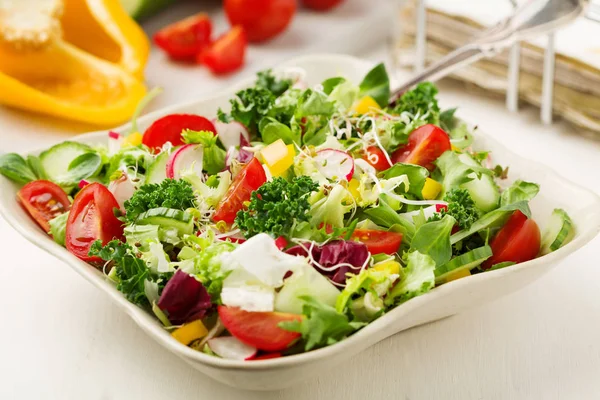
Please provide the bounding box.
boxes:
[396,0,600,136]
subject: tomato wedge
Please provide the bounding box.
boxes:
[153,13,212,61]
[198,26,247,75]
[224,0,296,43]
[218,306,302,352]
[481,210,541,270]
[350,229,403,255]
[142,114,217,152]
[17,180,70,232]
[391,124,451,170]
[66,183,124,262]
[213,157,266,224]
[362,146,391,171]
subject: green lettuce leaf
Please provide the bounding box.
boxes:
[359,63,390,108]
[381,163,429,198]
[385,251,435,306]
[500,180,540,206]
[410,214,455,266]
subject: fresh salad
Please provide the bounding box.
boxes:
[0,64,576,361]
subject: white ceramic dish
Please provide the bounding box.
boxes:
[1,54,599,391]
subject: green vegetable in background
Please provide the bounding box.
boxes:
[358,63,390,108]
[124,179,196,223]
[255,69,292,96]
[236,176,318,238]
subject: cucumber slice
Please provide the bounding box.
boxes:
[458,153,500,212]
[135,207,193,236]
[146,152,169,185]
[39,141,93,184]
[435,245,492,284]
[540,208,575,255]
[120,0,175,20]
[275,264,340,314]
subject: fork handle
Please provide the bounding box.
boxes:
[389,44,485,105]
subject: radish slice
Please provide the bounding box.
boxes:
[225,146,239,169]
[212,119,250,150]
[314,149,354,182]
[208,336,257,360]
[108,131,123,155]
[166,144,204,180]
[108,173,136,212]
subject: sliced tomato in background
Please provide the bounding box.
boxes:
[142,114,216,151]
[391,124,451,170]
[218,306,302,352]
[481,210,541,270]
[362,146,392,171]
[302,0,344,11]
[153,13,212,61]
[213,157,266,224]
[66,183,124,262]
[224,0,296,43]
[18,180,70,232]
[198,26,247,75]
[350,229,403,255]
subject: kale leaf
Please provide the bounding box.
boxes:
[429,188,479,230]
[391,82,440,125]
[256,69,292,96]
[123,179,196,223]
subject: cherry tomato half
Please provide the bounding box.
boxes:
[302,0,344,11]
[351,229,403,255]
[17,180,70,232]
[481,210,541,270]
[224,0,296,43]
[198,26,247,75]
[212,157,266,224]
[66,183,124,262]
[362,146,392,171]
[391,124,451,170]
[153,13,212,61]
[142,114,217,152]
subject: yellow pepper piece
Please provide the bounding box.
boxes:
[422,178,442,200]
[445,268,471,283]
[261,140,295,177]
[352,96,381,115]
[61,0,149,78]
[122,132,143,147]
[171,320,208,346]
[451,144,461,152]
[348,178,361,201]
[373,260,401,275]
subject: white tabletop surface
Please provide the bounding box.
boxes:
[2,2,600,399]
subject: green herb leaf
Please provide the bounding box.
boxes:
[124,179,196,223]
[359,63,390,108]
[381,163,429,198]
[410,214,455,266]
[256,69,292,96]
[0,153,37,184]
[500,180,540,207]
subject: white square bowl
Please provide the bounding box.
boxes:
[1,54,599,391]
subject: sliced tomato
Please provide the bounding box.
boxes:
[213,157,266,224]
[198,26,247,75]
[218,306,302,352]
[391,124,451,170]
[351,229,403,255]
[153,13,212,61]
[481,210,541,270]
[302,0,344,11]
[142,114,216,151]
[362,146,392,171]
[250,352,282,360]
[224,0,296,43]
[65,183,124,262]
[17,180,70,232]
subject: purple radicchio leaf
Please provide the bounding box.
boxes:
[157,269,212,325]
[237,133,254,164]
[286,240,369,285]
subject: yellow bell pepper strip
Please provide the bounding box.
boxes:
[451,144,462,152]
[444,268,471,283]
[347,178,361,201]
[352,95,381,115]
[0,40,146,126]
[421,178,442,200]
[61,0,149,78]
[171,319,209,345]
[122,132,143,147]
[261,140,295,177]
[373,260,401,275]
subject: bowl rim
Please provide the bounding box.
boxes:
[1,53,599,371]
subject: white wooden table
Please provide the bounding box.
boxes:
[1,2,600,399]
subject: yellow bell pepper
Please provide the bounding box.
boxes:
[171,320,209,346]
[0,0,148,126]
[373,260,401,275]
[61,0,149,78]
[122,131,143,147]
[451,144,461,152]
[348,178,361,201]
[261,140,295,177]
[422,178,442,200]
[352,96,381,115]
[444,268,471,283]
